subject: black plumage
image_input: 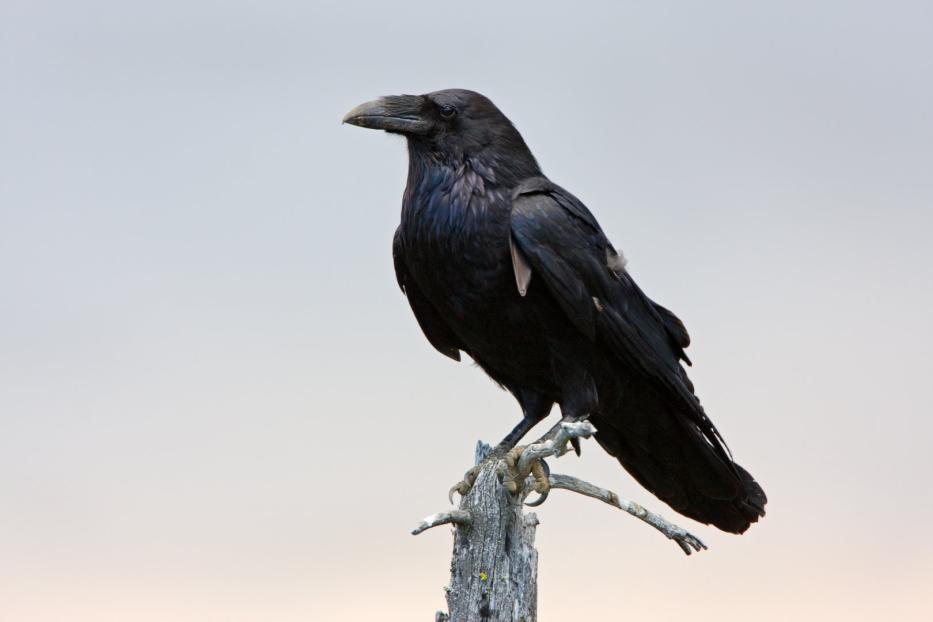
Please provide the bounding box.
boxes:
[344,89,766,533]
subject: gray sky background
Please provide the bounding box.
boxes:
[2,1,932,620]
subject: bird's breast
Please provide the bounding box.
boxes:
[399,171,558,386]
[400,179,517,322]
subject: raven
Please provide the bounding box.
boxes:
[343,89,766,533]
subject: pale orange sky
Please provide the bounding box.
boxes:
[2,1,932,620]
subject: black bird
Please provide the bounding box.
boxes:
[343,89,766,533]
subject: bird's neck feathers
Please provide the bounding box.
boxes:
[402,152,497,223]
[405,129,541,194]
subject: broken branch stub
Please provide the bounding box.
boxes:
[413,427,709,620]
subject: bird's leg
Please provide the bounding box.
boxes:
[448,411,546,503]
[505,413,590,506]
[510,367,598,505]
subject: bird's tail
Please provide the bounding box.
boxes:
[591,405,767,534]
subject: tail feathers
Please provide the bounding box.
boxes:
[592,412,767,534]
[735,463,768,523]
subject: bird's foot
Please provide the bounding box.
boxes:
[502,445,551,507]
[447,446,509,504]
[447,445,552,507]
[447,466,480,504]
[448,418,592,506]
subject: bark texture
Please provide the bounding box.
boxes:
[415,422,707,621]
[443,442,538,622]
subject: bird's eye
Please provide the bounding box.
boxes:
[439,105,457,119]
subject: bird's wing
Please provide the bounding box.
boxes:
[392,228,463,361]
[509,178,729,461]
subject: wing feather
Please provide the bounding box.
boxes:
[509,179,731,463]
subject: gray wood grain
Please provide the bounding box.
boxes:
[443,441,537,622]
[416,424,708,620]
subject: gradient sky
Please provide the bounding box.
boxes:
[2,1,932,620]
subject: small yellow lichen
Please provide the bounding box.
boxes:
[479,571,488,581]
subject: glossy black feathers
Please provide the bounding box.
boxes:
[373,89,766,533]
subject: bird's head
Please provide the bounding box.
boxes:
[343,89,539,183]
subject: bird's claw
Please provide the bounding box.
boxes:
[448,445,554,507]
[500,446,552,507]
[448,445,514,504]
[448,464,482,504]
[523,458,551,506]
[570,437,582,456]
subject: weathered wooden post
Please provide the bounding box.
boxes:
[413,421,707,622]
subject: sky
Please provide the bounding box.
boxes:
[1,1,932,620]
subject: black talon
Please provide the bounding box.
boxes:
[524,459,551,507]
[570,437,582,456]
[524,488,549,507]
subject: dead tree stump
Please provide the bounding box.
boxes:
[413,421,708,622]
[444,441,538,621]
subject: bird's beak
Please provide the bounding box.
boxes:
[342,95,432,135]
